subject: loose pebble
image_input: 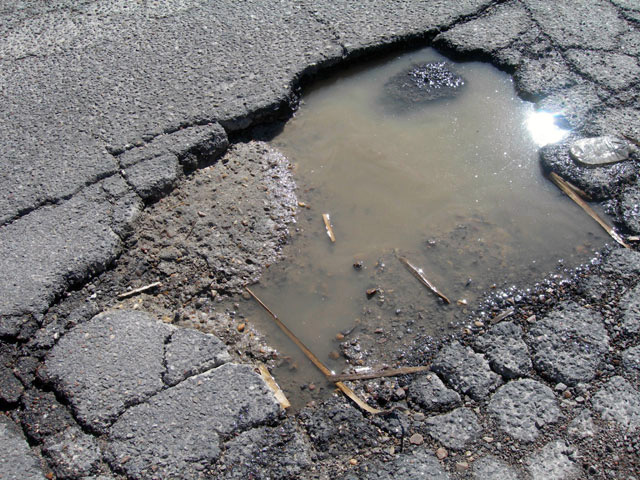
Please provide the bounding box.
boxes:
[349,458,358,466]
[409,433,424,445]
[436,447,448,460]
[237,322,245,332]
[455,461,469,472]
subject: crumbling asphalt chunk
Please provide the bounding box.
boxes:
[475,321,531,380]
[123,153,183,202]
[567,410,598,440]
[472,455,521,480]
[619,185,640,235]
[299,396,378,456]
[527,301,609,386]
[431,341,502,401]
[0,416,47,480]
[592,376,640,432]
[525,440,582,480]
[423,407,482,450]
[622,345,640,385]
[539,140,637,201]
[21,390,76,444]
[407,372,462,413]
[118,123,228,171]
[602,247,640,278]
[488,378,561,443]
[618,283,640,335]
[41,310,172,434]
[0,365,23,405]
[163,326,232,387]
[338,449,450,480]
[107,363,281,480]
[42,427,102,480]
[216,419,312,480]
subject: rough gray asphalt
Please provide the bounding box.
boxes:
[1,0,640,479]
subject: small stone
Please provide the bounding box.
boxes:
[570,136,633,166]
[473,321,483,327]
[555,383,568,392]
[237,323,245,332]
[483,436,494,443]
[308,383,316,391]
[349,458,358,466]
[409,433,424,445]
[456,461,470,472]
[436,447,448,460]
[335,333,345,341]
[563,390,572,399]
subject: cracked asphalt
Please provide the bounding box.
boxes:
[1,1,640,479]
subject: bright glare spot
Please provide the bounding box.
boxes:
[525,111,570,147]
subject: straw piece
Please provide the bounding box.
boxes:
[245,287,382,414]
[117,281,161,299]
[549,172,630,248]
[322,213,336,242]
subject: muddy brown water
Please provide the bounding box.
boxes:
[247,48,608,406]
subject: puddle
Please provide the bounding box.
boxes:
[247,47,608,406]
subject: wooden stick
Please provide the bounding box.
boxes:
[322,213,336,242]
[398,256,451,304]
[564,179,592,201]
[245,287,382,414]
[549,172,630,249]
[328,365,431,382]
[258,363,291,410]
[117,281,161,299]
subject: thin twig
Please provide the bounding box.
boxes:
[117,281,161,299]
[328,365,431,382]
[549,172,630,249]
[398,256,451,304]
[245,287,382,414]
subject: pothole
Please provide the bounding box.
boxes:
[83,47,612,411]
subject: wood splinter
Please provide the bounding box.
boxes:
[258,363,291,410]
[398,256,451,304]
[322,213,336,243]
[117,281,162,299]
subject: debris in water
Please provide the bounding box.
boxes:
[398,256,451,304]
[366,287,379,298]
[245,287,382,414]
[490,307,515,325]
[257,363,290,410]
[569,136,633,166]
[117,281,161,299]
[548,172,630,248]
[322,213,336,242]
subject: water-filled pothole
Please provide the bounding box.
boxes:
[247,47,608,406]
